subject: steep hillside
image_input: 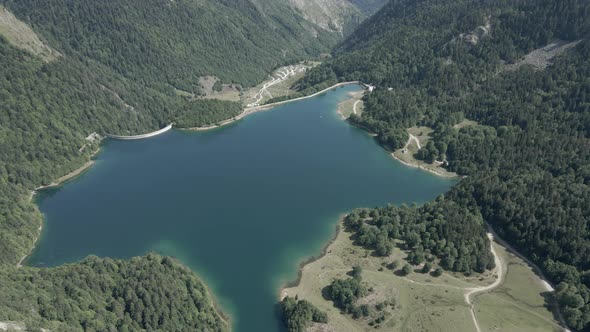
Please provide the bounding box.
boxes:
[346,0,388,15]
[3,0,339,88]
[298,0,590,330]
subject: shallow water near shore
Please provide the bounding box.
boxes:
[29,85,455,332]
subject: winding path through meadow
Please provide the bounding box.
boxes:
[464,233,504,332]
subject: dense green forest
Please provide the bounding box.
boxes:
[0,254,228,331]
[346,198,495,274]
[3,0,338,88]
[298,0,590,330]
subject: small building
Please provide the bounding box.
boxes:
[85,132,102,143]
[362,83,376,92]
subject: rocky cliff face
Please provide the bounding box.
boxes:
[287,0,359,34]
[284,0,387,35]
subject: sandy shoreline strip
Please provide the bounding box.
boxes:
[30,159,96,198]
[279,217,345,300]
[183,81,361,132]
[391,153,457,178]
[336,90,364,119]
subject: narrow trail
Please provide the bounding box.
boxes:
[486,227,572,332]
[465,231,570,332]
[465,233,504,332]
[353,100,360,115]
[248,65,302,107]
[0,321,49,332]
[16,224,42,268]
[403,133,421,150]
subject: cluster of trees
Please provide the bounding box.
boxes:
[279,296,328,332]
[346,199,495,274]
[298,0,590,329]
[175,100,242,128]
[325,267,367,317]
[0,254,228,331]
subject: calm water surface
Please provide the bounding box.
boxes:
[29,85,455,332]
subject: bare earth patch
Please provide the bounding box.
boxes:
[504,39,582,71]
[0,5,60,61]
[337,90,365,119]
[453,119,479,129]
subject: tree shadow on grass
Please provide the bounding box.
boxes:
[321,285,332,302]
[541,291,565,328]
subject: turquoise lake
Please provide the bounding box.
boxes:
[29,85,455,332]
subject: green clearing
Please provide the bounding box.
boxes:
[473,243,562,332]
[203,87,242,102]
[283,224,561,332]
[392,126,457,177]
[283,225,474,332]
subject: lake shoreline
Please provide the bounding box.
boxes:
[347,120,458,178]
[20,151,100,268]
[21,81,363,324]
[28,83,453,332]
[181,81,362,132]
[277,100,459,301]
[391,153,458,178]
[30,159,96,199]
[21,82,363,328]
[279,216,345,300]
[23,146,232,326]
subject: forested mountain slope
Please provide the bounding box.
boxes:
[298,0,590,330]
[3,0,339,88]
[0,0,351,329]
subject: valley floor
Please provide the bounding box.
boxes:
[183,81,362,131]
